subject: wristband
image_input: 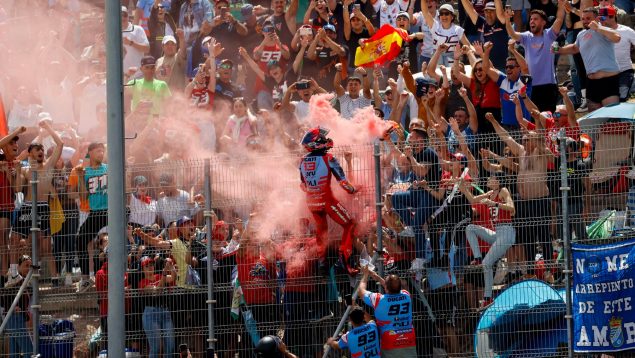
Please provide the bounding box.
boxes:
[362,74,368,77]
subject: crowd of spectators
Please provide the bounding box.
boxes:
[0,0,634,356]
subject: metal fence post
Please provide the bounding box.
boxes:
[204,159,216,357]
[558,128,574,358]
[30,170,40,357]
[373,141,384,289]
[105,0,126,354]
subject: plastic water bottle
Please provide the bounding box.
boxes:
[359,247,375,272]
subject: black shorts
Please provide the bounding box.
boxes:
[587,75,619,104]
[427,285,457,326]
[13,203,50,237]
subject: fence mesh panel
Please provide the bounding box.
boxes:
[0,122,632,357]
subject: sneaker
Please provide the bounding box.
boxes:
[576,98,588,113]
[77,279,93,293]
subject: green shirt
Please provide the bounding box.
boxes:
[127,78,172,115]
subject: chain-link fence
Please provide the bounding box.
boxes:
[0,120,633,357]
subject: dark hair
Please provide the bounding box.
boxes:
[88,142,105,152]
[385,274,402,293]
[28,143,44,152]
[582,7,599,15]
[349,307,366,325]
[506,57,519,65]
[530,9,548,21]
[18,254,31,265]
[454,106,468,116]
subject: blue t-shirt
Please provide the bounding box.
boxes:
[338,321,381,358]
[519,27,558,86]
[497,72,532,126]
[85,164,108,211]
[446,126,476,154]
[575,29,620,74]
[363,290,416,350]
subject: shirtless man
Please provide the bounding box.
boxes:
[487,112,552,278]
[0,126,27,281]
[16,121,64,281]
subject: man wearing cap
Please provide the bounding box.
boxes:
[556,7,621,112]
[122,6,151,73]
[213,58,243,107]
[126,56,172,116]
[210,0,248,62]
[75,142,108,293]
[155,173,202,228]
[505,2,566,112]
[156,29,188,91]
[461,0,509,70]
[308,26,347,92]
[597,6,635,102]
[147,0,178,59]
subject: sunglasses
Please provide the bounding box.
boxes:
[474,67,483,72]
[219,63,233,69]
[439,11,452,16]
[505,65,518,69]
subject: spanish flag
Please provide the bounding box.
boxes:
[354,25,409,68]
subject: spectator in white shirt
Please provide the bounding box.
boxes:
[122,6,151,73]
[129,176,157,228]
[155,173,201,227]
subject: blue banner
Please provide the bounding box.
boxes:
[572,238,635,353]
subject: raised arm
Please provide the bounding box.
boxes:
[356,67,372,99]
[591,20,621,43]
[507,40,529,74]
[307,29,321,60]
[459,86,478,133]
[427,43,449,81]
[452,50,472,87]
[42,121,64,169]
[461,0,480,25]
[303,0,316,24]
[486,112,524,156]
[239,47,266,81]
[551,0,567,35]
[292,39,309,74]
[0,127,26,148]
[334,63,346,97]
[482,41,500,82]
[286,0,300,33]
[558,86,577,129]
[494,0,506,23]
[343,0,353,40]
[420,0,435,28]
[372,67,383,106]
[504,7,522,41]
